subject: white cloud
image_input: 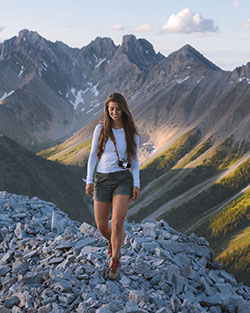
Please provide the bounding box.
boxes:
[0,25,4,32]
[233,0,239,8]
[106,24,125,31]
[135,24,153,33]
[245,18,250,28]
[162,8,219,34]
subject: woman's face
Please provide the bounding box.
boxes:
[108,101,122,122]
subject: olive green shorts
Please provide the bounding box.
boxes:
[94,170,133,202]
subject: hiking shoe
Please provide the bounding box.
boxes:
[106,257,120,280]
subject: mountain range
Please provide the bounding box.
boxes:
[1,29,250,285]
[1,30,249,155]
[0,29,163,151]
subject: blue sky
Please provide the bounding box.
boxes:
[1,0,250,70]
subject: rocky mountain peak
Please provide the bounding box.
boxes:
[0,29,45,61]
[82,36,117,60]
[119,34,163,71]
[17,29,43,44]
[121,34,137,45]
[231,62,250,80]
[167,44,221,72]
[0,192,249,312]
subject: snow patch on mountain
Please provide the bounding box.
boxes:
[197,76,205,84]
[177,76,190,84]
[18,66,25,77]
[95,58,106,69]
[66,88,89,110]
[90,82,100,97]
[237,77,250,84]
[142,142,157,154]
[0,90,15,101]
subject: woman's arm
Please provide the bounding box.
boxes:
[131,133,140,189]
[86,124,102,184]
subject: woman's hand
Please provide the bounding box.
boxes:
[85,183,94,198]
[132,186,140,201]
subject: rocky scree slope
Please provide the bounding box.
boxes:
[0,192,250,313]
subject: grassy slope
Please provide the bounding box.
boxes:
[129,136,248,223]
[140,127,201,187]
[160,157,250,231]
[38,138,92,166]
[208,189,250,241]
[194,188,250,285]
[216,225,250,285]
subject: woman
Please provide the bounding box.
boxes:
[85,92,140,280]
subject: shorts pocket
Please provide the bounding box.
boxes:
[94,173,108,184]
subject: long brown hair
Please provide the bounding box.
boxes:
[97,93,138,162]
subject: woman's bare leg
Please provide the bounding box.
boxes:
[94,201,112,241]
[111,195,131,259]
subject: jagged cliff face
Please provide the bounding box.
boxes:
[130,45,250,159]
[43,39,250,164]
[0,30,164,150]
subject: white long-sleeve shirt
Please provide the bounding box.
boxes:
[86,124,140,188]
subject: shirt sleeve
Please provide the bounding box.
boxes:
[131,133,140,188]
[86,124,102,184]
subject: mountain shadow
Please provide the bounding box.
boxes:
[0,134,93,224]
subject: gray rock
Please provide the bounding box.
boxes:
[14,223,25,239]
[0,192,250,313]
[172,273,186,295]
[12,261,29,275]
[141,241,159,253]
[53,280,73,292]
[142,222,156,238]
[200,275,216,297]
[96,307,113,313]
[170,295,181,313]
[50,303,65,313]
[120,275,131,287]
[58,293,76,304]
[129,290,147,304]
[225,298,250,313]
[38,304,52,313]
[20,272,43,286]
[4,296,19,309]
[0,251,14,264]
[79,222,96,234]
[48,257,64,264]
[74,237,98,253]
[165,264,180,283]
[11,307,22,313]
[0,306,11,313]
[55,240,73,250]
[155,308,172,313]
[130,238,143,250]
[122,301,148,313]
[199,295,223,306]
[0,265,11,276]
